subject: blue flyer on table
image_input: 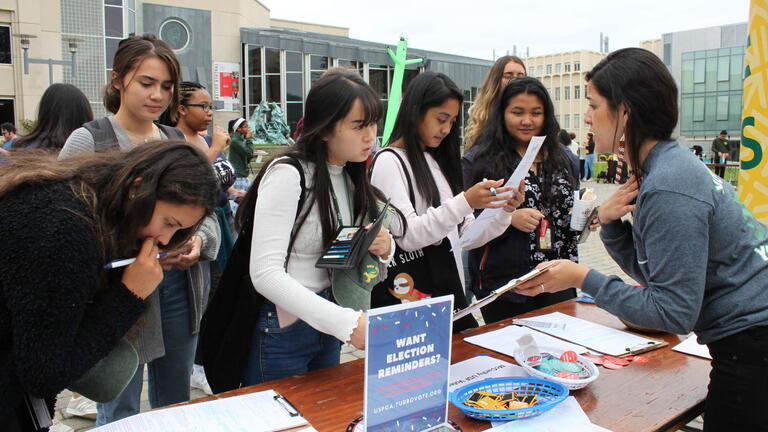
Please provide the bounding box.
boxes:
[363,295,454,432]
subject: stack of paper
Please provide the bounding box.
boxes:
[449,355,526,392]
[488,397,612,431]
[92,390,310,432]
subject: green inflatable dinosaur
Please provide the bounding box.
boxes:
[381,37,423,147]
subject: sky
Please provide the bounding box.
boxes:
[262,0,750,60]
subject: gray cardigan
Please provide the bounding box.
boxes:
[61,118,221,363]
[582,140,768,344]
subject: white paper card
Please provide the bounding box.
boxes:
[673,334,711,360]
[448,355,526,393]
[460,136,546,248]
[463,325,587,358]
[488,396,612,431]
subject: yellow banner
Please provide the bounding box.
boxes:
[740,0,768,224]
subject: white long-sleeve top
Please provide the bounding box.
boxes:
[249,160,360,342]
[370,147,513,289]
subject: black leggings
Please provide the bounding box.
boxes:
[704,325,768,431]
[479,288,577,324]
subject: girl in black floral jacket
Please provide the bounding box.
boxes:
[463,77,580,324]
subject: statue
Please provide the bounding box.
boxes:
[247,101,290,145]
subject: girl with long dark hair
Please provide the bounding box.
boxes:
[237,68,394,385]
[0,142,217,431]
[516,48,768,430]
[370,72,523,329]
[13,83,93,151]
[463,77,580,324]
[59,34,221,425]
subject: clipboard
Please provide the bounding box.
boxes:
[510,311,668,357]
[452,262,558,321]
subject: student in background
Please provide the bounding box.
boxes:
[711,130,729,178]
[60,34,221,425]
[464,56,527,150]
[516,48,768,431]
[1,122,19,151]
[228,118,256,191]
[370,72,523,330]
[584,132,596,181]
[0,142,217,432]
[12,84,93,152]
[464,77,580,324]
[239,68,394,385]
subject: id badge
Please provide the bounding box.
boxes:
[537,219,553,251]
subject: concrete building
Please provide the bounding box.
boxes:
[525,50,608,144]
[0,0,493,137]
[661,22,747,156]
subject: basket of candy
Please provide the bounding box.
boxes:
[450,377,568,421]
[513,346,599,390]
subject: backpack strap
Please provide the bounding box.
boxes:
[83,118,120,153]
[372,148,416,207]
[239,154,307,271]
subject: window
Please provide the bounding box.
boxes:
[555,63,561,74]
[246,45,262,114]
[309,55,328,84]
[555,115,560,124]
[717,56,730,82]
[574,113,580,127]
[574,61,580,72]
[564,62,571,72]
[574,84,580,99]
[716,95,729,121]
[584,85,588,98]
[564,86,570,100]
[693,97,705,121]
[285,51,303,133]
[0,26,10,64]
[564,114,570,128]
[263,48,281,103]
[693,58,705,84]
[555,87,561,100]
[546,64,552,74]
[104,1,136,80]
[536,65,543,76]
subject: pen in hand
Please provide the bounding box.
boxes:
[483,178,498,196]
[104,252,169,269]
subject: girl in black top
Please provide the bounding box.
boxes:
[462,77,580,324]
[0,142,217,431]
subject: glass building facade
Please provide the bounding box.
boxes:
[680,46,745,138]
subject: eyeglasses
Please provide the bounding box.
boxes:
[183,103,215,113]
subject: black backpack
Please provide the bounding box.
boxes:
[198,156,307,393]
[83,118,185,152]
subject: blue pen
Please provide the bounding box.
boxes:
[103,252,169,269]
[483,178,497,196]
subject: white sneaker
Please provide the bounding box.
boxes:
[64,395,98,419]
[190,365,213,395]
[49,420,74,432]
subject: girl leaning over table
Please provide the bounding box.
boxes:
[516,48,768,432]
[463,77,581,325]
[238,68,395,385]
[369,72,524,332]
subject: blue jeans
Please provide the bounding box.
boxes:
[96,269,198,425]
[241,293,342,386]
[584,154,596,180]
[229,177,251,216]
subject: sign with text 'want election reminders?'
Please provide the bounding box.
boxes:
[364,295,454,432]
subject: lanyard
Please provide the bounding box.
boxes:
[330,175,354,226]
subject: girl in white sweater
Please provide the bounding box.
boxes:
[237,68,394,385]
[370,72,523,330]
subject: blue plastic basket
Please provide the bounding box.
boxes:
[450,377,568,421]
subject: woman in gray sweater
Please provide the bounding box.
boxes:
[516,48,768,431]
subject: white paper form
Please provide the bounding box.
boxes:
[488,397,612,431]
[673,334,711,360]
[448,355,526,393]
[522,312,662,357]
[463,325,587,358]
[460,136,546,249]
[92,390,309,432]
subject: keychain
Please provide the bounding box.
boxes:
[536,218,553,251]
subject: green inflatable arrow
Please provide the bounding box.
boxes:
[381,37,423,147]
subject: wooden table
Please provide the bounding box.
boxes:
[188,301,710,431]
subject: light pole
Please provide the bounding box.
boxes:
[14,33,80,84]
